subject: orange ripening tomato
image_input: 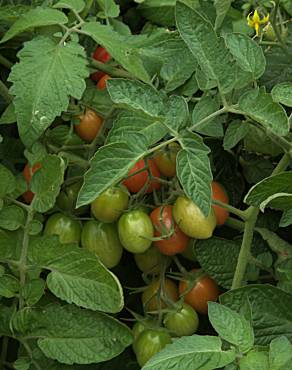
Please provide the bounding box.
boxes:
[93,46,111,63]
[97,74,111,90]
[75,109,103,143]
[153,142,180,177]
[91,71,106,82]
[211,181,229,226]
[150,205,189,256]
[22,162,42,203]
[179,273,220,315]
[123,159,161,194]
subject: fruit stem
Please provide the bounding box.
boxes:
[225,217,245,231]
[91,59,134,79]
[212,200,248,220]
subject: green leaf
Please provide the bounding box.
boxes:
[269,336,292,370]
[176,2,236,94]
[77,140,146,208]
[0,229,18,261]
[0,205,25,230]
[244,172,292,211]
[272,82,292,107]
[15,304,132,365]
[138,0,176,27]
[107,79,165,118]
[142,335,236,370]
[0,304,14,336]
[280,209,292,228]
[163,95,188,133]
[9,37,88,147]
[29,236,124,313]
[81,86,114,117]
[177,131,212,217]
[196,237,241,289]
[220,284,292,345]
[0,5,32,24]
[53,0,85,13]
[14,357,31,370]
[0,7,68,43]
[0,103,16,125]
[208,302,254,353]
[96,0,120,18]
[214,0,231,30]
[225,33,266,79]
[21,279,45,306]
[241,154,274,185]
[0,274,19,298]
[192,95,224,137]
[0,164,16,198]
[223,120,249,150]
[82,22,150,83]
[239,350,269,370]
[107,111,167,147]
[30,155,66,213]
[238,88,289,137]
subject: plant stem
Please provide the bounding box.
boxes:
[189,107,227,131]
[212,200,248,220]
[18,209,34,309]
[91,59,134,79]
[0,54,13,69]
[225,217,245,231]
[81,0,94,19]
[0,80,12,103]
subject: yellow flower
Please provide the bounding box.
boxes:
[247,9,269,36]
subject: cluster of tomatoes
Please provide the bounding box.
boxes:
[21,46,231,368]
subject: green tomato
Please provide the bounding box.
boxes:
[91,186,129,223]
[44,213,81,244]
[134,329,172,367]
[163,303,199,337]
[118,210,154,253]
[134,246,167,274]
[56,182,88,215]
[173,196,216,239]
[81,220,123,269]
[132,319,156,353]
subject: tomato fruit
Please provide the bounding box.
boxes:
[93,46,111,63]
[91,186,129,223]
[81,220,123,268]
[153,142,180,177]
[118,210,153,253]
[134,246,168,274]
[56,181,88,215]
[179,272,220,315]
[96,74,111,90]
[75,109,103,143]
[173,196,216,239]
[132,319,157,353]
[22,162,42,203]
[150,205,189,256]
[211,181,229,226]
[44,213,81,244]
[163,303,199,336]
[142,278,178,312]
[134,329,172,367]
[123,159,161,194]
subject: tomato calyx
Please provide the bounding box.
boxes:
[179,269,207,296]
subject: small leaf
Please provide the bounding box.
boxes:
[21,279,45,306]
[272,82,292,107]
[9,37,88,147]
[0,205,25,230]
[1,7,68,43]
[0,274,19,298]
[208,302,254,353]
[238,88,289,137]
[280,209,292,227]
[223,120,249,150]
[269,336,292,370]
[163,95,188,133]
[0,103,16,125]
[53,0,85,13]
[142,335,236,370]
[214,0,231,30]
[0,164,16,198]
[239,350,269,370]
[96,0,120,18]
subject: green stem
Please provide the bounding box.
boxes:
[81,0,94,19]
[0,54,13,69]
[0,80,12,103]
[91,59,134,79]
[18,209,34,309]
[22,341,42,370]
[225,217,245,232]
[270,0,288,50]
[0,337,8,370]
[189,107,227,131]
[212,199,248,220]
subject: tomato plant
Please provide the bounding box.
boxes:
[123,159,161,193]
[118,210,154,253]
[153,142,180,177]
[56,181,88,215]
[97,74,111,90]
[81,220,123,268]
[74,108,103,143]
[150,205,189,255]
[142,278,178,312]
[179,272,220,315]
[91,186,129,223]
[44,213,82,244]
[163,303,199,337]
[22,162,42,203]
[211,181,229,226]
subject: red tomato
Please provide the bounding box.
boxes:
[91,71,106,82]
[123,159,161,194]
[211,181,229,226]
[22,162,42,203]
[97,74,111,90]
[75,108,103,143]
[179,272,220,315]
[93,46,111,63]
[150,205,189,256]
[154,142,180,177]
